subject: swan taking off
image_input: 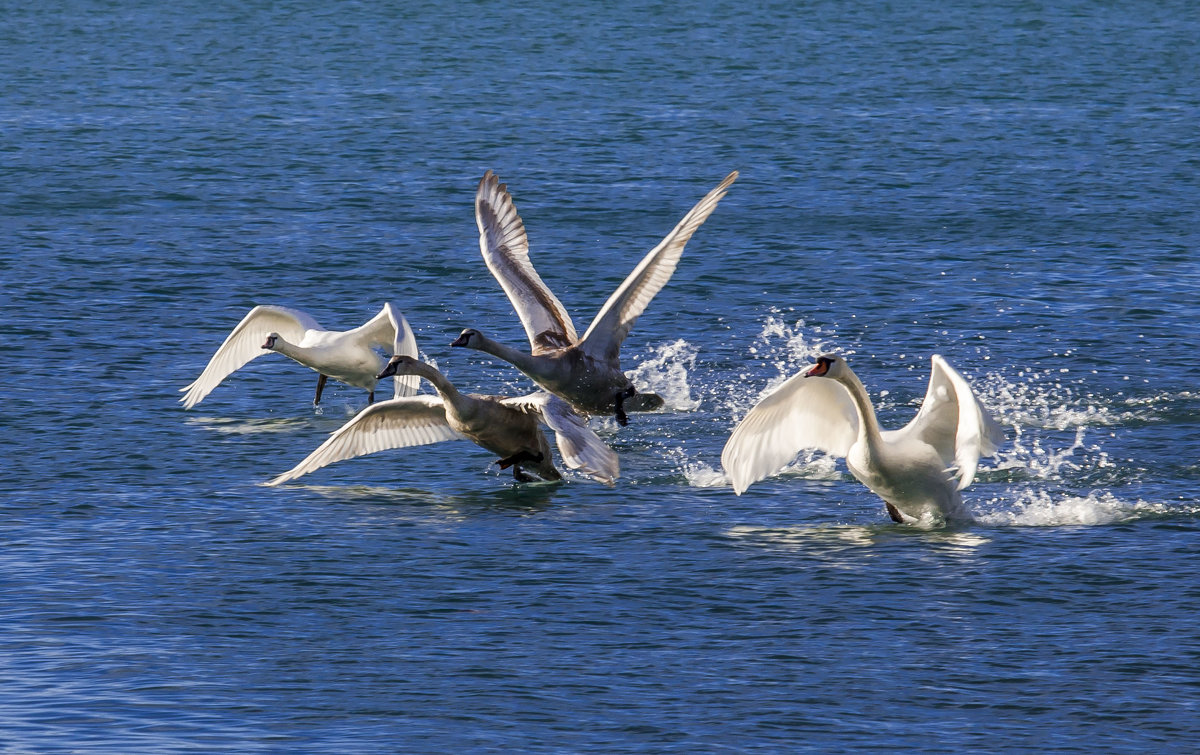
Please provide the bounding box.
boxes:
[721,354,1004,525]
[267,355,620,486]
[180,302,419,409]
[453,169,737,425]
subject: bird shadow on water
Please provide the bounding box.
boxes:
[277,479,566,517]
[184,414,314,435]
[723,520,993,570]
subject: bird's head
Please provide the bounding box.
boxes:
[451,328,481,348]
[377,354,420,380]
[262,333,280,350]
[804,354,844,378]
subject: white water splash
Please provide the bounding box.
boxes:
[627,339,701,411]
[974,490,1170,527]
[679,457,727,488]
[748,313,840,390]
[714,313,842,420]
[672,447,842,490]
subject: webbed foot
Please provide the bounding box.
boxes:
[885,502,905,523]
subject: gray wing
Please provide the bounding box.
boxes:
[266,396,463,485]
[180,305,322,409]
[578,171,737,362]
[503,393,620,484]
[476,170,578,353]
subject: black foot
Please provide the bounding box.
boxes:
[314,374,329,406]
[367,390,375,405]
[496,450,544,470]
[512,466,535,482]
[614,386,636,426]
[885,502,905,523]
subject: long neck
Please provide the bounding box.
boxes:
[471,333,546,376]
[836,367,884,451]
[270,337,310,362]
[407,361,466,406]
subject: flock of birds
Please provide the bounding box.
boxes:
[182,170,1006,526]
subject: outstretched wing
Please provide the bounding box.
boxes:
[894,355,1004,490]
[476,170,578,353]
[180,305,321,409]
[350,302,421,398]
[503,393,620,484]
[578,171,737,362]
[266,396,463,485]
[721,368,859,495]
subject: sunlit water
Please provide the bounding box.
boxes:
[3,1,1199,752]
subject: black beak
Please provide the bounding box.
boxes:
[376,364,396,380]
[450,333,470,347]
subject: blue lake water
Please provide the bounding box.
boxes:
[3,1,1200,751]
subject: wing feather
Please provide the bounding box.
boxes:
[476,171,577,352]
[266,396,463,485]
[578,171,737,361]
[503,393,619,484]
[896,355,1004,490]
[180,305,322,409]
[349,302,421,398]
[721,369,859,494]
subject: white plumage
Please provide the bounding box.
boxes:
[180,302,418,409]
[721,354,1004,525]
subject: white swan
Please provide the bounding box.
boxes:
[452,169,738,424]
[721,354,1004,525]
[267,355,620,486]
[180,302,419,409]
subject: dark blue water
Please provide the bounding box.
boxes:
[4,1,1200,751]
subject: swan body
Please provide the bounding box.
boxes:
[721,354,1004,525]
[180,302,419,409]
[454,169,738,424]
[267,355,620,486]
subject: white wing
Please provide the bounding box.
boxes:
[503,393,620,484]
[894,355,1005,490]
[348,302,421,398]
[266,396,464,485]
[476,170,578,353]
[180,305,322,409]
[578,171,737,362]
[721,369,860,495]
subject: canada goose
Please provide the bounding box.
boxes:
[181,302,419,409]
[721,354,1004,525]
[267,355,620,486]
[453,169,737,424]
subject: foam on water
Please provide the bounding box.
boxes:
[973,490,1174,527]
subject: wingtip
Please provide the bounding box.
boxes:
[264,473,290,487]
[477,169,503,194]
